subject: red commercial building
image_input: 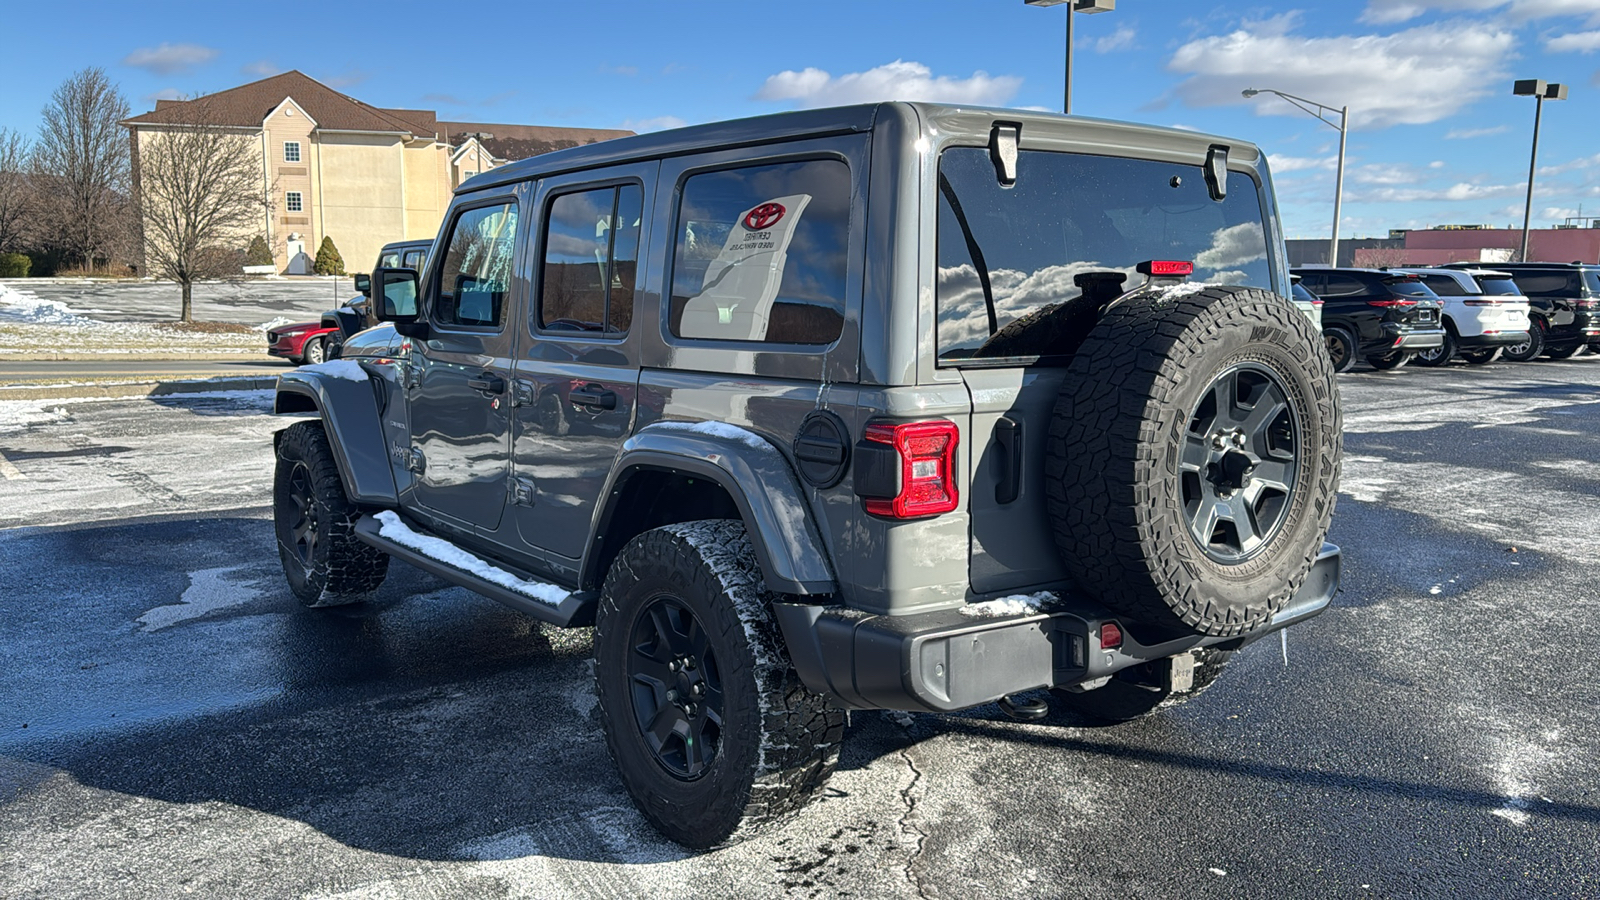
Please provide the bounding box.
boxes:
[1351,225,1600,267]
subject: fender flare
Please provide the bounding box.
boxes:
[585,421,838,596]
[274,367,398,506]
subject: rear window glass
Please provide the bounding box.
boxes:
[668,159,850,346]
[1384,277,1438,299]
[1584,269,1600,295]
[936,148,1271,362]
[1475,276,1520,296]
[1419,274,1467,296]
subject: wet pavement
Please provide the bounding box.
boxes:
[2,357,1599,898]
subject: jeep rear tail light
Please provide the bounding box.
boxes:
[857,420,960,519]
[1100,622,1124,650]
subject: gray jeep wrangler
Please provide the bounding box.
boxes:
[271,102,1341,849]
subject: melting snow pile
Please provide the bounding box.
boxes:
[0,283,101,327]
[374,510,570,606]
[1144,281,1213,301]
[959,591,1058,618]
[256,316,297,332]
[659,419,773,451]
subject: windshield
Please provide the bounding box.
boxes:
[936,147,1273,363]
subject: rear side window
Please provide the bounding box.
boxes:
[402,249,427,271]
[1510,272,1578,295]
[935,148,1271,362]
[1583,269,1600,295]
[1419,274,1467,296]
[539,184,643,335]
[669,159,850,345]
[379,252,401,268]
[435,201,518,328]
[1320,274,1366,296]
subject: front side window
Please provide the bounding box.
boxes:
[285,191,303,213]
[284,141,301,163]
[434,201,518,328]
[669,158,850,345]
[935,148,1271,362]
[538,184,642,334]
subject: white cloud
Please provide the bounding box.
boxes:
[1445,125,1510,139]
[1095,25,1138,53]
[122,43,217,76]
[1547,29,1600,51]
[1194,223,1268,270]
[1268,154,1337,173]
[621,116,688,133]
[1361,0,1600,23]
[241,60,281,78]
[756,60,1021,108]
[1350,181,1527,203]
[1352,163,1429,185]
[1169,19,1515,129]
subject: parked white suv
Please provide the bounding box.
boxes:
[1390,268,1532,366]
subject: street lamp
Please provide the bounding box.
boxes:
[1513,79,1568,263]
[1024,0,1116,115]
[1244,88,1349,267]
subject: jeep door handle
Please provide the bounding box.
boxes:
[569,385,617,410]
[468,373,505,394]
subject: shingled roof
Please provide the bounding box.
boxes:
[441,121,635,161]
[124,71,432,136]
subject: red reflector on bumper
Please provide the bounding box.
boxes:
[1100,622,1123,650]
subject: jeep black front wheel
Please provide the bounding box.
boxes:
[595,520,843,848]
[1046,285,1340,637]
[273,421,389,606]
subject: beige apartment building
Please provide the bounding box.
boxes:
[124,71,632,274]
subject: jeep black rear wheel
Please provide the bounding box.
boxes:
[1046,286,1340,637]
[595,520,843,848]
[273,421,389,606]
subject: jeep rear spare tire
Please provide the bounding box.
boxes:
[1046,285,1340,637]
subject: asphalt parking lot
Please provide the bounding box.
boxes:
[2,356,1598,899]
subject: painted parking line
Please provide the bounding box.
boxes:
[0,451,24,480]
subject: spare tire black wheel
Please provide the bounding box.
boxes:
[1046,286,1340,638]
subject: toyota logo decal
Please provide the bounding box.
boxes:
[743,203,786,231]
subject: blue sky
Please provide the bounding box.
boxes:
[3,0,1598,240]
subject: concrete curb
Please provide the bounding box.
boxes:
[0,376,278,402]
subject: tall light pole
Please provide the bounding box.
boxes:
[1513,79,1567,263]
[1243,88,1349,267]
[1024,0,1116,115]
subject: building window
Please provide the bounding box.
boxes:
[463,170,476,179]
[284,141,301,163]
[285,191,303,213]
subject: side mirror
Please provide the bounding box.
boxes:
[354,273,371,296]
[372,267,429,339]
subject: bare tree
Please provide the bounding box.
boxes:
[32,68,131,272]
[136,102,270,321]
[0,128,32,253]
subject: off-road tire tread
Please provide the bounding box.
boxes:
[274,420,389,606]
[595,520,843,849]
[1044,286,1340,637]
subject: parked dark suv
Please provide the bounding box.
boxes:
[1293,267,1446,372]
[272,103,1343,849]
[1446,262,1600,360]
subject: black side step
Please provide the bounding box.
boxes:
[354,515,596,627]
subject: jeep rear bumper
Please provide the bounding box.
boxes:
[775,543,1340,713]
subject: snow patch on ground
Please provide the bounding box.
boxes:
[300,359,368,382]
[374,511,569,606]
[0,284,100,326]
[138,566,265,632]
[959,591,1058,618]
